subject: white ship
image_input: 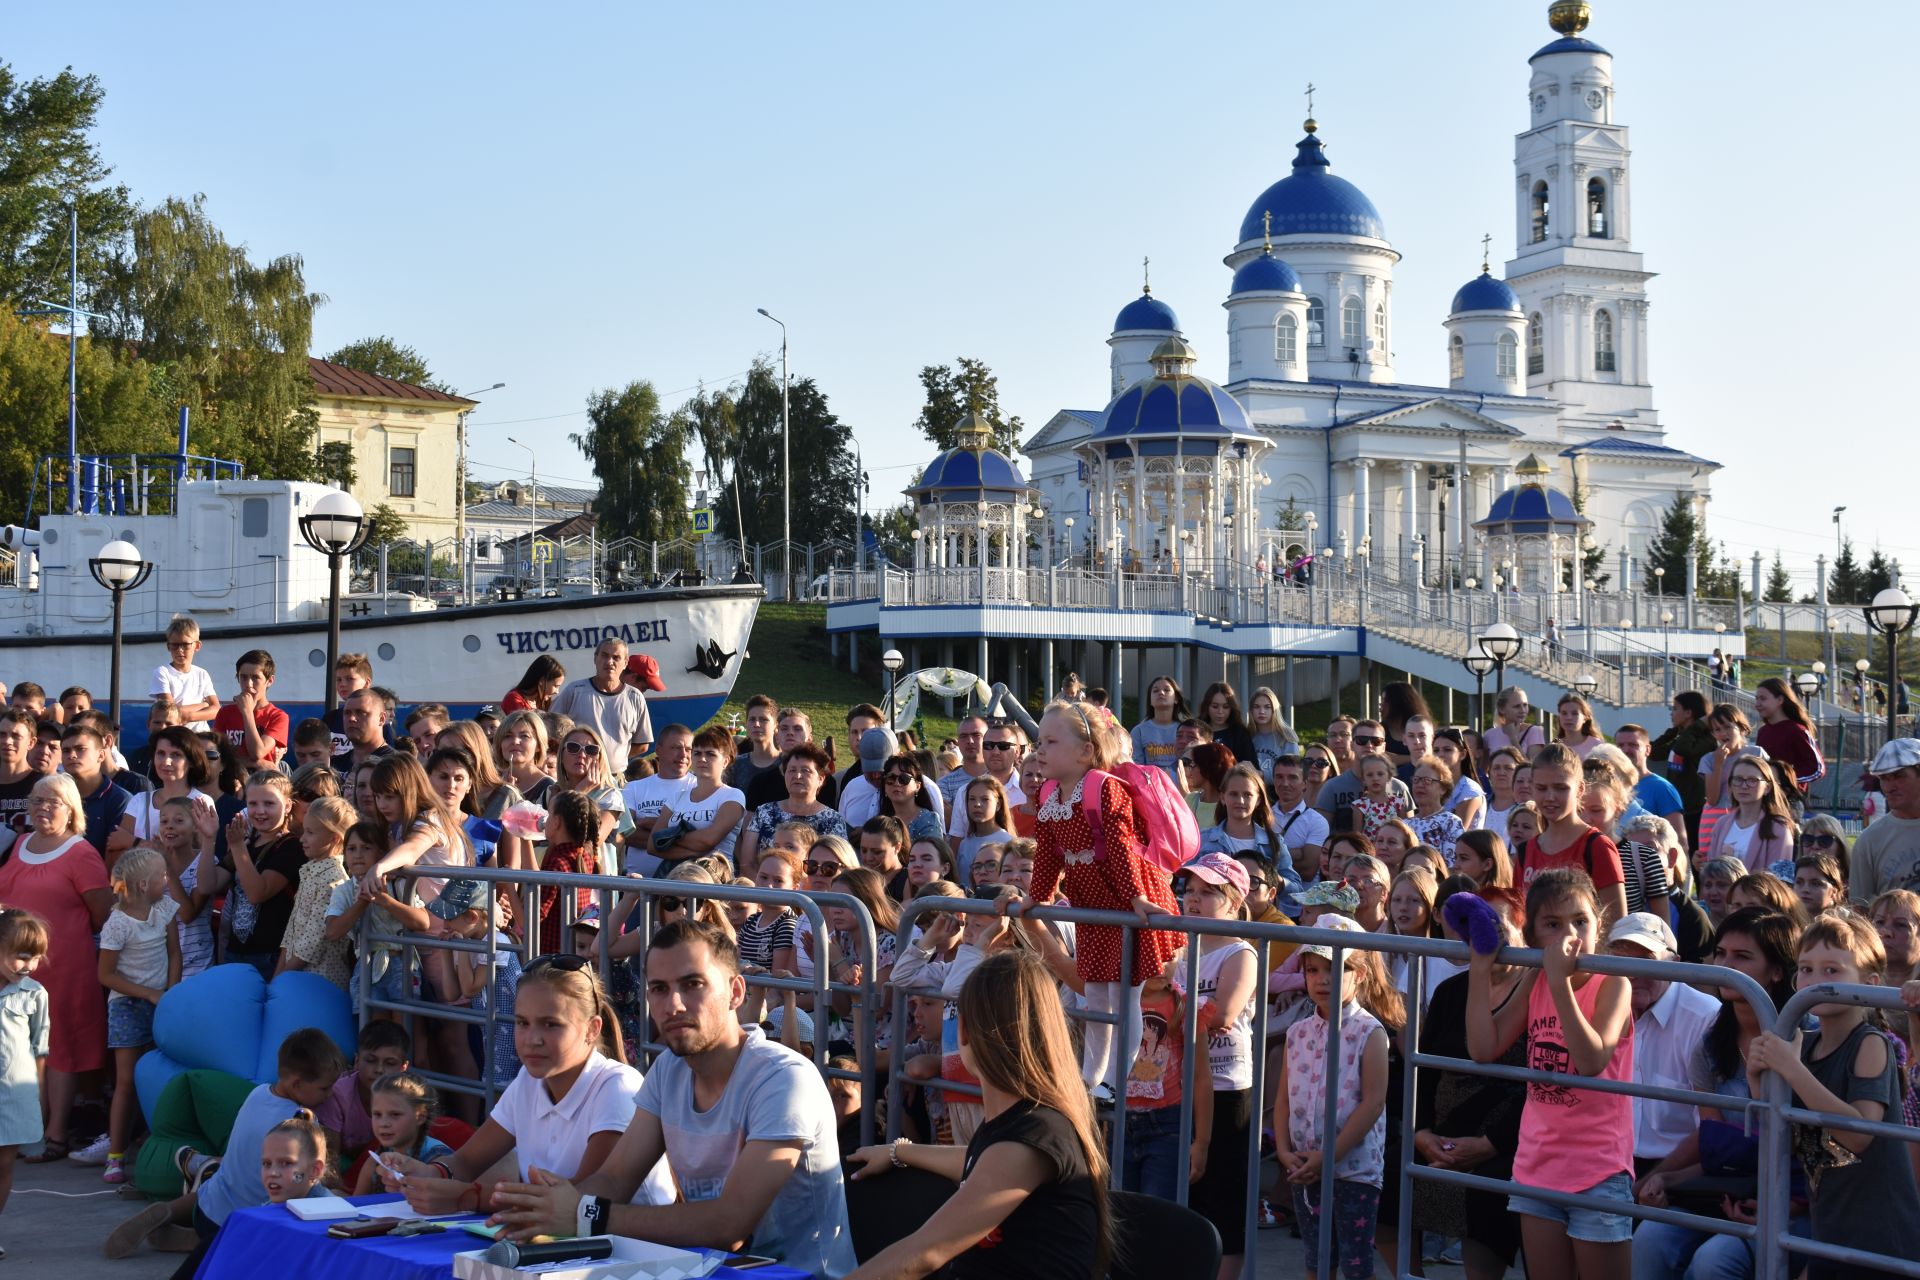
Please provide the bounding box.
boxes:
[0,464,760,742]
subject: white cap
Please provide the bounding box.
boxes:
[1606,911,1678,960]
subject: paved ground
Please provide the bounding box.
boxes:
[9,1156,178,1278]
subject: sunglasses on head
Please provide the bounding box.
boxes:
[524,952,593,976]
[564,741,600,756]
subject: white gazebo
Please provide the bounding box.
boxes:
[1075,336,1273,575]
[907,413,1042,578]
[1471,452,1592,593]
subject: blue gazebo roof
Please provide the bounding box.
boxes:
[909,440,1032,504]
[1473,482,1591,536]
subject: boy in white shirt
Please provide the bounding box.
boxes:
[151,616,220,729]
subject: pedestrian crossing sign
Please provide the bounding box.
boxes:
[692,508,713,534]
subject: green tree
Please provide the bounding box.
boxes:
[324,335,446,391]
[866,502,917,565]
[0,64,135,309]
[1831,537,1863,603]
[98,194,323,481]
[0,309,173,519]
[1865,548,1896,600]
[316,440,355,489]
[1567,481,1610,589]
[677,383,744,537]
[571,380,691,543]
[362,503,409,548]
[912,357,1024,454]
[1642,491,1716,594]
[1764,552,1793,603]
[727,359,859,547]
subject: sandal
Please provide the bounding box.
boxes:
[22,1137,69,1163]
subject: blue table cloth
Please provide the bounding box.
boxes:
[194,1196,813,1280]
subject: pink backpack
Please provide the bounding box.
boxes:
[1042,764,1198,876]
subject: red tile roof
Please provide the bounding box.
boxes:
[308,357,476,405]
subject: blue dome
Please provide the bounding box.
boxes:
[1114,292,1179,334]
[1451,272,1522,315]
[911,443,1030,499]
[1238,130,1386,243]
[1474,483,1589,535]
[1530,35,1610,60]
[1096,377,1257,443]
[1230,252,1302,295]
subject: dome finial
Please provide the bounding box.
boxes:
[1547,1,1591,37]
[1303,81,1317,133]
[1149,336,1198,380]
[1516,451,1551,479]
[954,408,991,453]
[1480,231,1492,274]
[1262,209,1273,253]
[1142,254,1151,296]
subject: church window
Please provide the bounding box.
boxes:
[1449,334,1465,381]
[1306,297,1325,348]
[1497,331,1518,379]
[1372,303,1387,348]
[1530,180,1551,243]
[1276,314,1298,364]
[1527,313,1544,375]
[1229,328,1242,370]
[1594,307,1616,372]
[1587,178,1609,238]
[1341,296,1363,347]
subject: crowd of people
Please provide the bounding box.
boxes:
[0,622,1916,1279]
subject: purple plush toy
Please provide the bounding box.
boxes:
[1442,891,1505,956]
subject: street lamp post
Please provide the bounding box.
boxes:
[1618,617,1635,707]
[1661,609,1675,706]
[506,436,541,594]
[1574,671,1598,700]
[1865,588,1918,744]
[757,309,791,600]
[88,539,153,727]
[1477,621,1522,699]
[1462,651,1494,731]
[299,490,371,713]
[1063,517,1075,568]
[454,381,505,604]
[881,647,905,728]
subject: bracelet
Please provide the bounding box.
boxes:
[462,1180,483,1211]
[428,1159,452,1179]
[577,1194,610,1237]
[889,1138,911,1169]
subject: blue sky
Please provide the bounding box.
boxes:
[22,0,1914,590]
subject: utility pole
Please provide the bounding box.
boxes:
[757,309,791,598]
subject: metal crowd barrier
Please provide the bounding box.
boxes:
[885,896,1796,1280]
[365,864,882,1147]
[1761,982,1920,1280]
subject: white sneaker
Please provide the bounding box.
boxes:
[68,1133,112,1165]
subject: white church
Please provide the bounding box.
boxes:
[1020,1,1717,582]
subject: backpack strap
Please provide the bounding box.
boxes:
[1081,769,1112,861]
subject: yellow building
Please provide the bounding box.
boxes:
[309,358,476,546]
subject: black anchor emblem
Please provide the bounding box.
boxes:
[687,638,735,680]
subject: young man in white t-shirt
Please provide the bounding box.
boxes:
[620,725,695,875]
[151,617,220,728]
[491,921,857,1279]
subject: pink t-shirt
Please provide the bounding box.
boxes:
[1511,969,1634,1193]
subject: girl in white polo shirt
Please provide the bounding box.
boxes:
[379,955,673,1211]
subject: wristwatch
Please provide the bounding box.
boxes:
[576,1194,611,1237]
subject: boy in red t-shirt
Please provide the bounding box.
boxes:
[210,649,289,771]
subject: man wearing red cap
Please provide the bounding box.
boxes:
[551,638,655,775]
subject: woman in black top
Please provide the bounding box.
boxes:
[847,949,1108,1280]
[1197,681,1257,769]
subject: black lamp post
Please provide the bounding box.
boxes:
[1477,622,1523,698]
[881,647,904,728]
[1574,672,1598,700]
[299,490,371,713]
[89,539,153,728]
[1865,588,1918,744]
[1461,651,1494,731]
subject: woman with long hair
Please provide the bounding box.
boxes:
[1301,743,1339,810]
[117,726,215,842]
[846,949,1110,1280]
[553,725,629,850]
[1705,756,1798,873]
[1378,681,1432,767]
[879,752,943,843]
[1752,677,1823,798]
[1199,762,1299,885]
[1131,676,1192,781]
[1432,727,1486,829]
[1554,692,1604,757]
[1700,702,1766,810]
[1482,687,1545,757]
[1246,686,1299,785]
[1197,681,1257,769]
[501,655,565,713]
[437,720,532,870]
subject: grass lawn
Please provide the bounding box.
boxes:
[715,603,962,754]
[1740,627,1919,689]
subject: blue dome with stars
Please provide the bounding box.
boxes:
[1113,291,1180,334]
[1230,252,1302,295]
[1239,126,1386,243]
[1451,271,1522,315]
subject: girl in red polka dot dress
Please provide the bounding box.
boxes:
[1030,701,1181,1099]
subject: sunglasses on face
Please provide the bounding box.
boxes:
[883,773,915,785]
[659,897,685,913]
[1353,736,1383,746]
[1305,758,1331,772]
[1804,833,1840,848]
[564,741,600,756]
[804,859,843,876]
[982,741,1018,752]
